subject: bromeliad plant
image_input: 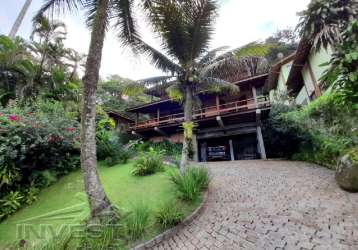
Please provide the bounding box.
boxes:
[128,0,269,173]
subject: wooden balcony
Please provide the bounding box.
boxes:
[129,96,270,131]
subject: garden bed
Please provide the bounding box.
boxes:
[0,162,203,249]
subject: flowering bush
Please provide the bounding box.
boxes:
[0,100,80,221]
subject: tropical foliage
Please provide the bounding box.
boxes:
[170,166,209,201]
[321,21,358,105]
[264,92,357,168]
[132,148,164,176]
[297,0,357,51]
[0,100,80,221]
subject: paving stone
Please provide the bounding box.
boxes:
[146,160,358,250]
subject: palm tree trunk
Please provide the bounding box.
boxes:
[81,0,113,220]
[180,85,193,173]
[9,0,32,38]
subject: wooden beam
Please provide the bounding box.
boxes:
[197,127,256,140]
[156,108,160,122]
[135,113,139,126]
[215,95,220,112]
[154,126,168,137]
[307,60,322,97]
[216,116,225,129]
[198,122,256,134]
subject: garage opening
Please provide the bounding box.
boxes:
[198,133,259,162]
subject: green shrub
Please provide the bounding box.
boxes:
[0,100,81,221]
[123,203,151,240]
[80,223,121,250]
[264,92,357,168]
[0,191,24,220]
[170,167,209,201]
[132,148,164,176]
[97,130,133,166]
[134,140,182,157]
[156,201,183,228]
[189,167,210,190]
[31,170,58,188]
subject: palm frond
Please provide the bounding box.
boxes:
[186,0,217,61]
[196,77,239,94]
[144,0,191,64]
[198,46,229,65]
[166,81,184,102]
[134,38,182,74]
[110,0,139,45]
[234,42,272,58]
[35,0,84,20]
[296,0,358,51]
[199,43,270,82]
[122,75,173,96]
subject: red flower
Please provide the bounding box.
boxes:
[66,127,76,132]
[8,115,20,122]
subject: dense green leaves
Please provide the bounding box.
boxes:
[264,92,358,168]
[297,0,358,51]
[321,21,358,105]
[0,100,81,221]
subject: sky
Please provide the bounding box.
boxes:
[0,0,311,80]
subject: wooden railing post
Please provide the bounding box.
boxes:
[216,95,220,114]
[252,86,258,109]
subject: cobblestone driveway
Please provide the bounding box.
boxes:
[151,160,358,250]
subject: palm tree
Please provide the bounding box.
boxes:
[9,0,33,38]
[65,48,86,81]
[297,0,357,51]
[30,15,67,78]
[0,35,36,104]
[36,0,141,220]
[131,0,269,172]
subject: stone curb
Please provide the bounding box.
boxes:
[132,189,209,250]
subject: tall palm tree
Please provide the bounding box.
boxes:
[36,0,141,220]
[9,0,33,38]
[132,0,268,172]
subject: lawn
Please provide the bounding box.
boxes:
[0,161,201,249]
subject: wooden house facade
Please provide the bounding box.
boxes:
[126,74,271,162]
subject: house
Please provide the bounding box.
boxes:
[126,73,271,162]
[125,38,332,162]
[266,39,332,105]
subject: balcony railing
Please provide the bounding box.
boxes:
[130,96,270,130]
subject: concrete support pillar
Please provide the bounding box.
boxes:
[256,125,266,159]
[229,139,235,161]
[192,134,199,162]
[200,142,207,162]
